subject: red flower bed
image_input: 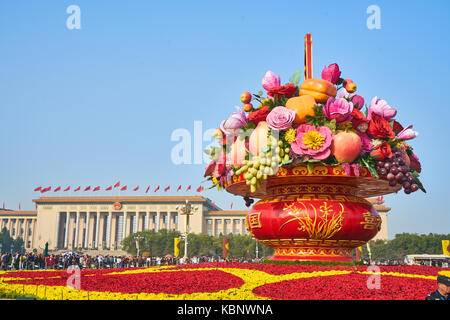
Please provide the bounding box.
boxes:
[253,273,436,300]
[8,269,244,294]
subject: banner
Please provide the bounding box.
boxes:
[443,240,450,256]
[174,237,181,258]
[223,238,229,259]
[355,246,362,261]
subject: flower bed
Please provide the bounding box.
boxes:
[0,263,447,300]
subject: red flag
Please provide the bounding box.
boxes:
[212,202,215,209]
[63,186,70,192]
[164,186,170,192]
[120,185,127,191]
[34,186,42,192]
[19,202,21,211]
[105,186,113,191]
[230,202,233,209]
[74,186,81,192]
[154,186,160,192]
[176,185,182,192]
[114,181,120,188]
[133,186,139,191]
[145,186,150,193]
[54,186,61,192]
[196,186,204,192]
[41,186,51,193]
[93,186,100,192]
[84,186,91,191]
[35,203,37,210]
[186,185,191,191]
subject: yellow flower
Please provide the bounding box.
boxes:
[285,128,297,143]
[302,131,325,150]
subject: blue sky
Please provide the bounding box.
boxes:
[0,0,449,238]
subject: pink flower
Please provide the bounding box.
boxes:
[351,95,365,110]
[220,106,247,136]
[367,97,397,120]
[396,125,418,141]
[323,97,353,124]
[261,71,281,91]
[266,106,296,131]
[357,132,373,153]
[290,124,333,160]
[321,63,341,84]
[212,150,227,177]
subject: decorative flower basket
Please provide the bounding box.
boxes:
[203,34,425,261]
[226,164,401,261]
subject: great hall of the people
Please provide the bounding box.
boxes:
[0,196,391,253]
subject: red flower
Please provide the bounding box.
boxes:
[392,120,404,134]
[367,113,395,139]
[351,108,369,131]
[267,83,298,98]
[370,142,393,160]
[248,106,270,124]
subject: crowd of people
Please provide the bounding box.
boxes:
[0,251,263,271]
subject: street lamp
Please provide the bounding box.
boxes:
[134,235,144,258]
[175,200,199,261]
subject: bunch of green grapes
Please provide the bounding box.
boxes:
[234,137,291,193]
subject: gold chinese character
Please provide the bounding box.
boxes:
[360,212,381,230]
[247,212,262,229]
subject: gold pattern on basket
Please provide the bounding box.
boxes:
[360,212,382,230]
[274,247,352,257]
[247,212,263,229]
[292,166,308,175]
[259,238,366,248]
[278,201,345,239]
[269,184,358,196]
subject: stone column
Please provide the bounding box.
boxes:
[67,213,75,249]
[74,212,80,249]
[64,213,70,248]
[84,212,90,249]
[31,218,37,250]
[122,212,128,241]
[99,214,105,249]
[110,213,116,249]
[106,212,111,249]
[54,213,60,250]
[156,212,160,232]
[95,212,100,249]
[145,212,150,230]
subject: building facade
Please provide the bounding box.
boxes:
[0,196,390,253]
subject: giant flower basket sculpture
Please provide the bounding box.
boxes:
[203,34,425,261]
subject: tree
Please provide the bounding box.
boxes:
[0,227,25,254]
[120,229,274,258]
[362,233,450,260]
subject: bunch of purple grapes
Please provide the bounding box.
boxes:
[375,148,419,194]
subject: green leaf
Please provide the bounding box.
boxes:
[204,149,211,155]
[412,171,427,193]
[360,155,379,178]
[324,119,337,134]
[257,91,264,97]
[288,70,303,86]
[307,162,314,174]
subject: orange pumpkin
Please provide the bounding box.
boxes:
[285,95,317,126]
[299,78,337,104]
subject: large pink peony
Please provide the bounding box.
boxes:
[291,124,333,160]
[323,97,353,124]
[367,97,397,120]
[266,106,296,131]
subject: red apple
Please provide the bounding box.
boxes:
[241,91,252,104]
[243,103,253,112]
[331,131,362,163]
